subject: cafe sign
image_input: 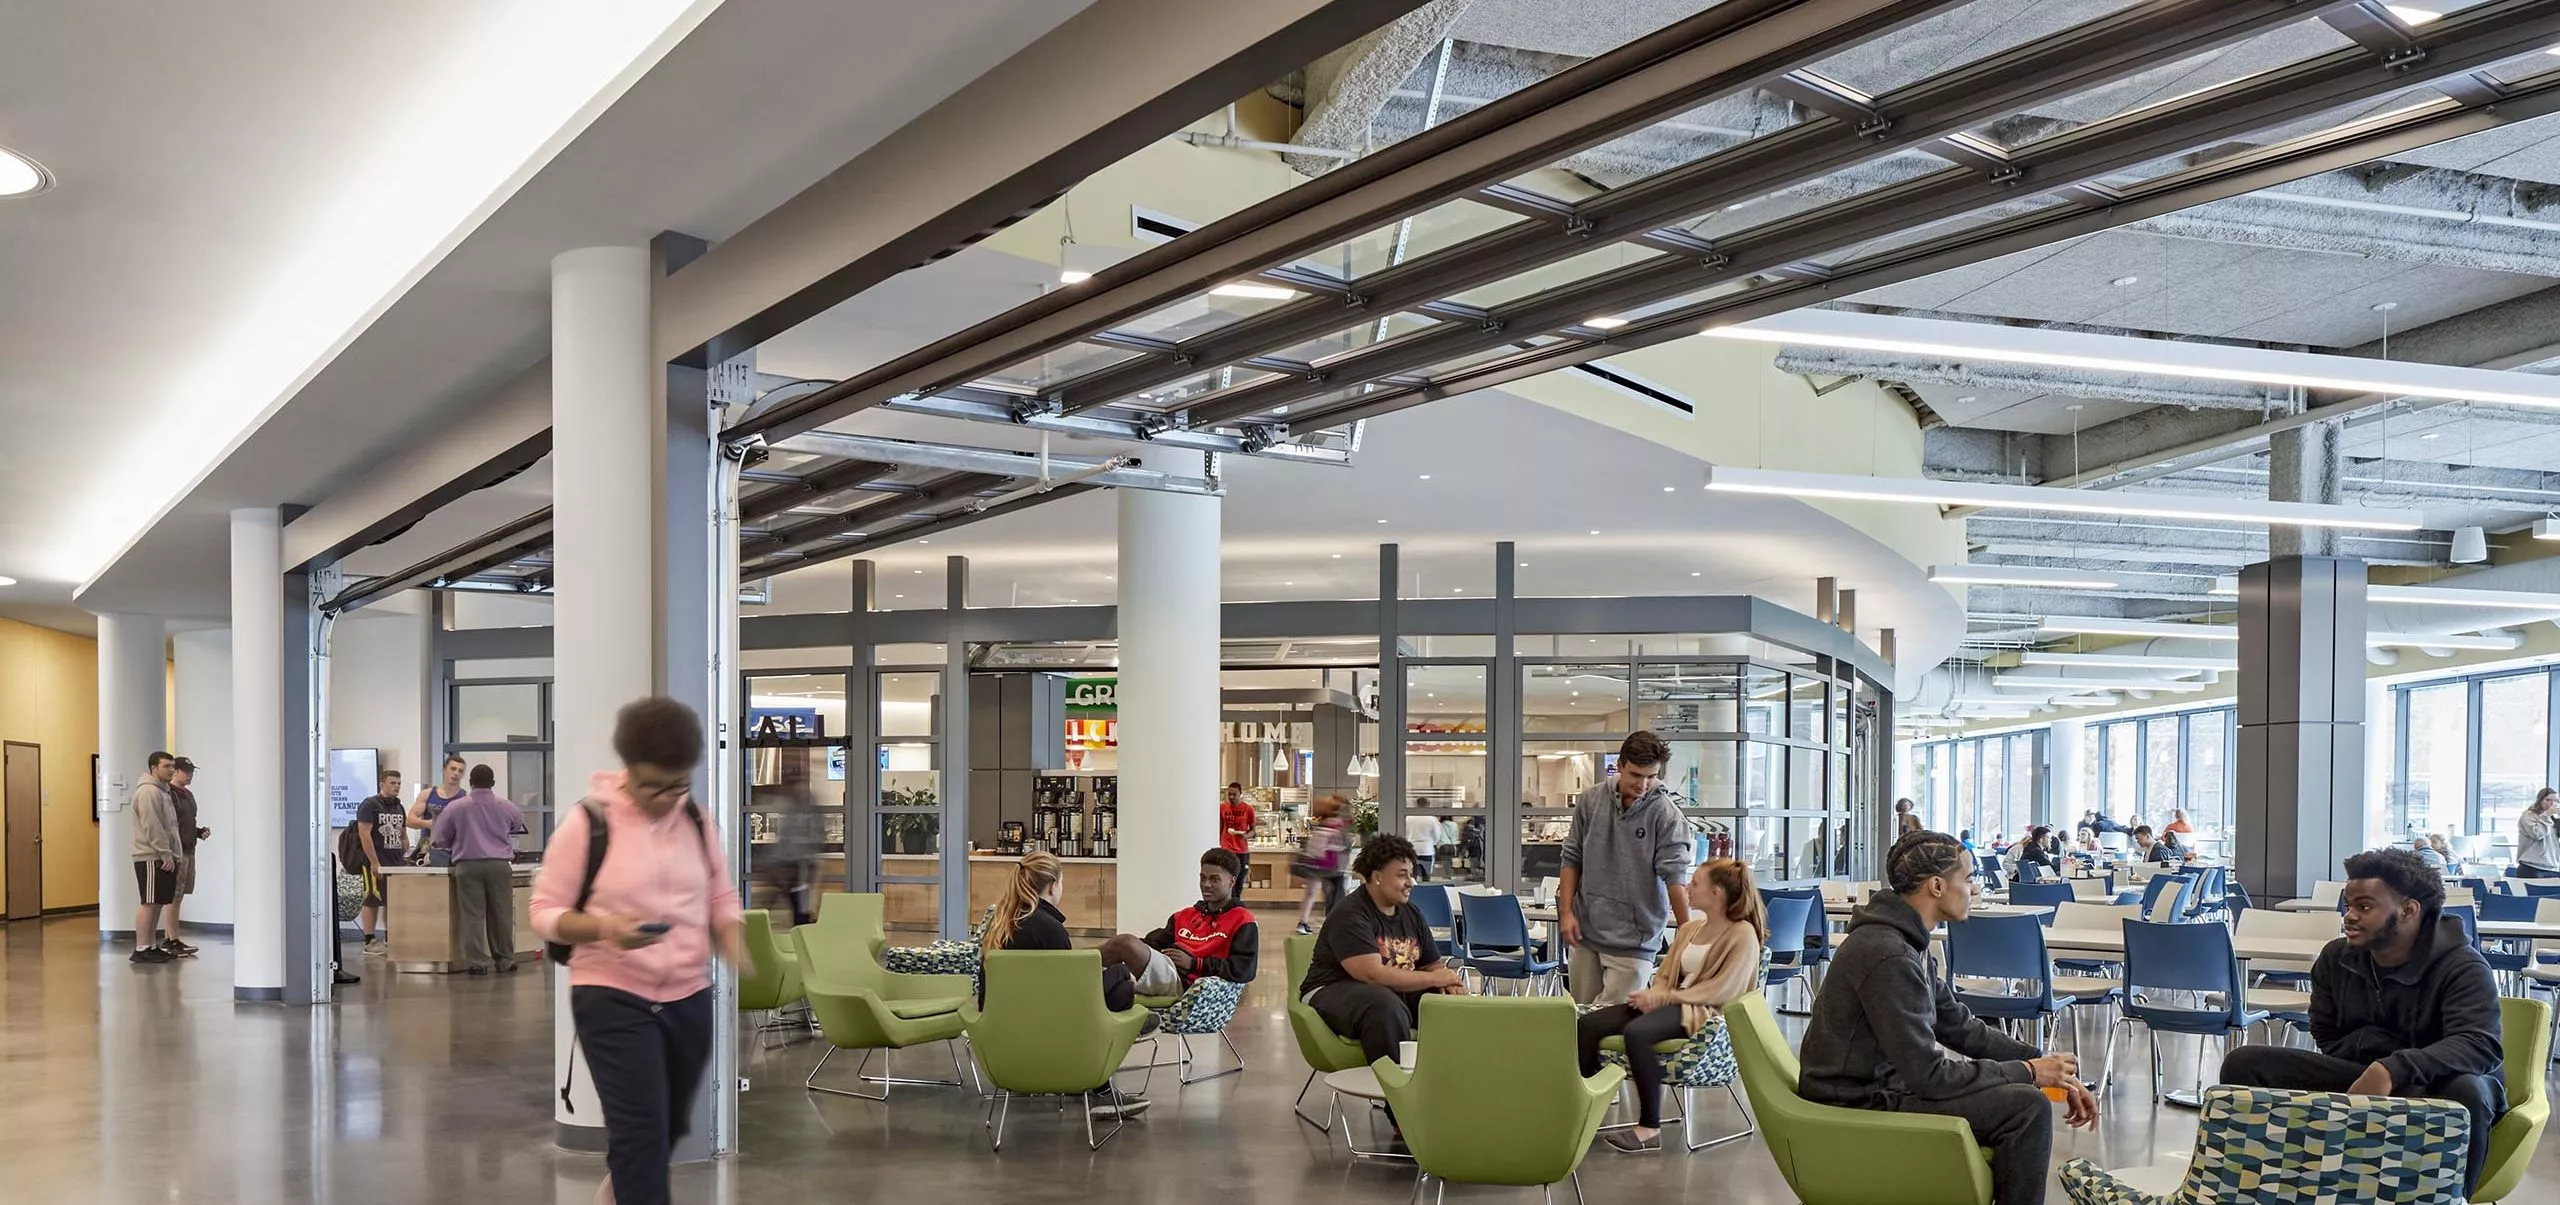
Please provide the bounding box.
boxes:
[1221,721,1291,744]
[1065,676,1117,715]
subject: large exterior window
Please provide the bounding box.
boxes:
[1911,731,2046,845]
[2089,707,2237,858]
[2389,666,2560,857]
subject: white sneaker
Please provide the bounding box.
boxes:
[362,937,387,955]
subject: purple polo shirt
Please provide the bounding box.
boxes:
[435,788,527,862]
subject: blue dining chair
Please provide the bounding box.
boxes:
[2137,872,2201,924]
[1762,887,1830,974]
[1409,884,1463,962]
[1759,894,1817,1012]
[1457,891,1559,995]
[1945,913,2087,1050]
[2101,919,2267,1102]
[2006,881,2074,922]
[2443,902,2478,945]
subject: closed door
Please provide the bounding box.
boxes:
[3,743,40,921]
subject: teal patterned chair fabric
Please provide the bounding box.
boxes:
[883,940,983,996]
[2059,1086,2471,1205]
[1145,975,1246,1034]
[1597,1015,1742,1088]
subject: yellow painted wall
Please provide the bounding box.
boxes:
[0,617,101,911]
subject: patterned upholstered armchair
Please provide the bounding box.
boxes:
[1136,974,1248,1083]
[2060,1086,2471,1205]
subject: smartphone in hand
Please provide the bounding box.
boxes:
[637,922,672,936]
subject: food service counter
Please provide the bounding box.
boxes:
[379,863,542,973]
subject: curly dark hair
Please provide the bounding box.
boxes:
[1351,833,1419,879]
[2343,846,2444,918]
[1885,830,1971,895]
[613,696,705,771]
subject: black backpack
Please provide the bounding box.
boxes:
[545,795,709,965]
[336,817,367,870]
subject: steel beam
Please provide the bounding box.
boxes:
[740,459,898,523]
[322,508,553,615]
[731,0,1975,442]
[874,390,1357,465]
[1257,3,2560,432]
[769,430,1222,496]
[741,484,1106,579]
[1039,0,2327,415]
[739,472,1005,563]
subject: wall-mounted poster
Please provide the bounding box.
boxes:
[827,745,846,782]
[328,748,379,830]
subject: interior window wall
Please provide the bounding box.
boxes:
[1911,731,2045,846]
[2088,706,2238,857]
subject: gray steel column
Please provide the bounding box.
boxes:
[1378,545,1404,813]
[1490,542,1520,892]
[939,556,972,938]
[847,560,875,891]
[281,559,322,1005]
[2235,556,2367,902]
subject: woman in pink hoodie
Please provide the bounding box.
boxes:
[532,697,749,1205]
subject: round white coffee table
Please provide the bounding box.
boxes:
[1323,1067,1413,1161]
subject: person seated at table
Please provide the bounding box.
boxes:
[1575,857,1768,1153]
[1297,834,1466,1092]
[2220,847,2505,1195]
[2010,825,2060,883]
[2429,833,2463,875]
[1798,830,2099,1205]
[2163,808,2193,836]
[981,851,1154,1118]
[2410,834,2448,872]
[2130,825,2178,866]
[1098,847,1260,998]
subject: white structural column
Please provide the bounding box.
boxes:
[549,245,656,1148]
[1113,486,1223,932]
[230,507,287,999]
[95,612,167,938]
[2047,720,2086,827]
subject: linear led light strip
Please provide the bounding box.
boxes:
[2020,651,2237,672]
[2038,616,2519,651]
[2210,576,2560,610]
[1701,466,2421,531]
[1995,675,2213,693]
[1702,309,2560,411]
[1929,563,2120,589]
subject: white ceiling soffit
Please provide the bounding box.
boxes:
[53,0,1102,622]
[1709,309,2560,411]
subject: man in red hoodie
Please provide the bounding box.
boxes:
[1100,848,1260,997]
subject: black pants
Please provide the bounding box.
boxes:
[571,987,714,1205]
[2221,1045,2503,1193]
[1577,1002,1688,1127]
[1891,1084,2051,1205]
[1311,981,1424,1067]
[2514,864,2557,879]
[1413,856,1433,882]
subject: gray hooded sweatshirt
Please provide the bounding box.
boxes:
[1560,779,1693,957]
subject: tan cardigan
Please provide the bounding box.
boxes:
[1647,917,1765,1035]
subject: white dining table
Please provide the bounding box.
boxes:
[2035,929,2330,963]
[1824,900,2053,921]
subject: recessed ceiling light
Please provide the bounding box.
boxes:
[912,569,923,574]
[1586,316,1629,329]
[1058,269,1093,284]
[1690,571,1702,577]
[894,593,905,599]
[2110,275,2139,287]
[1953,395,1977,405]
[0,575,16,587]
[2420,432,2441,440]
[1452,587,1463,593]
[1587,529,1600,536]
[1418,474,1431,480]
[1662,485,1676,492]
[0,146,52,198]
[1285,581,1295,586]
[1331,553,1342,559]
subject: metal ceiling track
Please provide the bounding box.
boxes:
[321,507,554,615]
[1246,0,2560,434]
[728,0,1983,443]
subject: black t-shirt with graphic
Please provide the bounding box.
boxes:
[355,795,408,867]
[1300,884,1441,997]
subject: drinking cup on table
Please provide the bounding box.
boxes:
[1398,1040,1418,1071]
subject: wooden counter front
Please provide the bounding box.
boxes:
[814,854,1118,936]
[380,865,541,973]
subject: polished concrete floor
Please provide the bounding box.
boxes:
[6,914,2555,1203]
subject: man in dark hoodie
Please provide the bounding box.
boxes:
[2221,847,2504,1193]
[1798,830,2097,1205]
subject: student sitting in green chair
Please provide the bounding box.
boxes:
[1299,834,1468,1102]
[982,851,1153,1119]
[1798,830,2098,1205]
[1099,847,1260,998]
[1575,856,1768,1153]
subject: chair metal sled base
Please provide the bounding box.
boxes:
[983,1087,1128,1152]
[802,1041,969,1101]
